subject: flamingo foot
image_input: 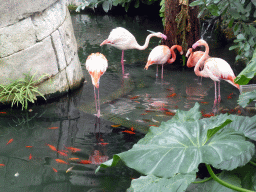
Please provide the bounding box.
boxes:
[123,73,130,78]
[218,96,221,104]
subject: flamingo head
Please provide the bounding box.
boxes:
[176,45,183,55]
[192,39,206,49]
[100,39,112,46]
[147,30,167,40]
[186,48,192,57]
[144,60,154,70]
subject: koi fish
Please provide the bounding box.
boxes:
[66,166,74,173]
[99,143,109,146]
[57,151,68,156]
[159,107,169,112]
[48,127,59,129]
[68,158,79,161]
[167,93,176,98]
[165,111,175,116]
[65,146,81,153]
[199,101,209,104]
[140,113,147,115]
[122,130,135,134]
[111,124,121,128]
[0,164,5,166]
[134,101,140,103]
[145,110,155,113]
[47,144,57,151]
[52,167,58,172]
[0,112,6,114]
[129,96,139,100]
[55,159,68,164]
[26,146,33,148]
[202,113,214,118]
[149,125,158,127]
[6,138,13,145]
[79,160,92,164]
[130,127,134,131]
[29,154,32,160]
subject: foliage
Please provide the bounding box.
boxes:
[76,0,159,13]
[159,0,165,26]
[0,72,47,110]
[96,103,256,191]
[190,0,256,63]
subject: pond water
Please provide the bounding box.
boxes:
[0,12,250,192]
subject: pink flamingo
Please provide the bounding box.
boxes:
[144,45,183,79]
[100,27,167,76]
[192,39,240,107]
[85,53,108,117]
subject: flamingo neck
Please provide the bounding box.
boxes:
[194,42,209,77]
[168,45,178,63]
[135,34,156,50]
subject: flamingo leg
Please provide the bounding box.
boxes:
[156,65,158,78]
[121,50,125,75]
[213,81,218,107]
[218,81,221,104]
[161,64,164,79]
[97,87,101,118]
[94,87,98,116]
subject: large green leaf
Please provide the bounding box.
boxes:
[128,172,196,192]
[222,115,256,141]
[97,117,254,177]
[186,171,242,192]
[235,48,256,85]
[238,90,256,108]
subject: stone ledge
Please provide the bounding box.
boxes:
[0,17,36,58]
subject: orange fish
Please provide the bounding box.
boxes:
[167,93,176,98]
[199,101,209,104]
[99,143,109,146]
[48,127,59,129]
[68,158,80,161]
[149,125,158,127]
[131,127,134,131]
[57,151,68,156]
[145,110,155,113]
[202,113,214,118]
[159,107,169,112]
[122,130,135,134]
[111,124,121,128]
[79,160,92,164]
[65,146,81,153]
[140,113,147,115]
[0,164,5,166]
[55,159,68,164]
[165,111,175,116]
[6,138,13,145]
[52,167,58,172]
[47,144,57,151]
[130,96,139,100]
[0,112,6,114]
[29,154,32,160]
[25,146,33,148]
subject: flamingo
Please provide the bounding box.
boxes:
[192,39,240,107]
[100,27,167,76]
[144,45,183,79]
[85,53,108,117]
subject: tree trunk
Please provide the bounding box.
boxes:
[163,0,200,53]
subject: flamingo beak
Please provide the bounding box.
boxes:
[100,39,111,46]
[161,34,167,40]
[192,42,199,49]
[147,30,156,34]
[180,51,183,55]
[186,49,191,57]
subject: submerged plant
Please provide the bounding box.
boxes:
[96,103,256,191]
[0,72,48,110]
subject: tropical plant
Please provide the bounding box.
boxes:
[190,0,256,63]
[96,103,256,191]
[0,72,48,110]
[76,0,159,13]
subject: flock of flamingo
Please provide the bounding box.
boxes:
[85,27,240,117]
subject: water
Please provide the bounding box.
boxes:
[0,12,248,192]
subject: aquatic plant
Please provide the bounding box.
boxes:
[96,103,256,191]
[0,72,47,110]
[190,0,256,63]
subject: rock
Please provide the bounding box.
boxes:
[0,17,36,58]
[0,37,59,85]
[31,1,66,41]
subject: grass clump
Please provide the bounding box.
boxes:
[0,72,48,110]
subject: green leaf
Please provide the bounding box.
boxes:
[102,1,111,12]
[228,18,234,28]
[97,118,254,177]
[128,173,196,192]
[238,90,256,108]
[187,171,242,192]
[235,48,256,85]
[207,4,220,16]
[224,114,256,141]
[237,34,246,40]
[189,0,205,7]
[134,0,139,8]
[229,44,240,50]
